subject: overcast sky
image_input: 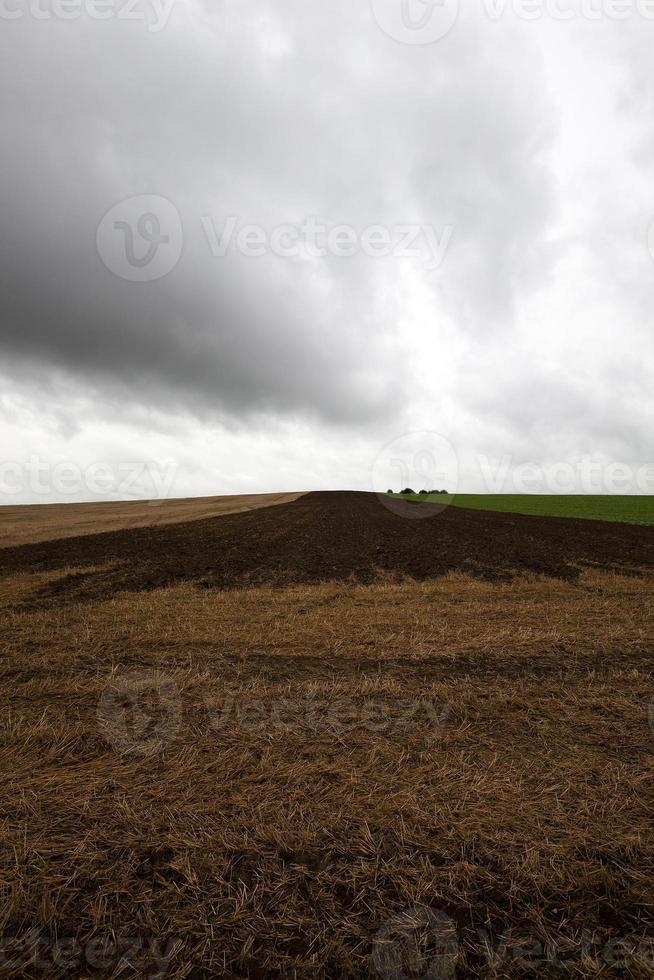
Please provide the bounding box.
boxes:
[1,0,654,502]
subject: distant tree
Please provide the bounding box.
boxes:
[419,489,429,495]
[401,488,415,496]
[387,489,394,495]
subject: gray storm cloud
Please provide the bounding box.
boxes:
[0,0,556,427]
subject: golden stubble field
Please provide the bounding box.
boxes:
[0,492,305,548]
[1,538,654,977]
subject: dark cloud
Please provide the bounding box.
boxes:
[0,0,556,427]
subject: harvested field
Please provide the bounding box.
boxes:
[1,492,654,977]
[0,492,305,549]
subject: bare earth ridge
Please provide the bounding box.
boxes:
[3,491,654,608]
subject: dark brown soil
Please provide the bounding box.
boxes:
[2,491,654,607]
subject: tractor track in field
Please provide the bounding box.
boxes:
[3,490,654,607]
